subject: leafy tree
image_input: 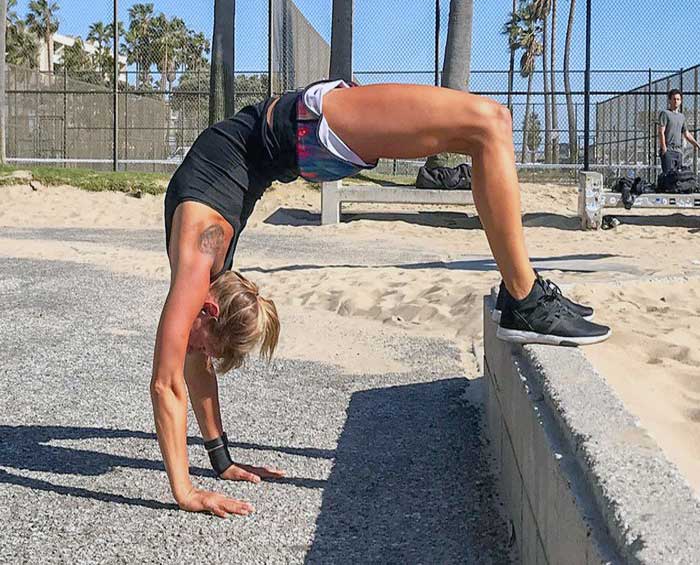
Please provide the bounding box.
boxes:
[7,0,39,69]
[523,110,542,161]
[56,37,101,84]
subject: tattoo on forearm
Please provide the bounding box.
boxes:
[198,225,225,257]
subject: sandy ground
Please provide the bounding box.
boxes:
[2,177,700,496]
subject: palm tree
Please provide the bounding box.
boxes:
[329,0,353,82]
[7,1,40,69]
[441,0,474,90]
[87,21,109,73]
[532,0,552,162]
[25,0,59,74]
[425,0,474,170]
[503,0,518,114]
[563,0,576,163]
[127,3,155,89]
[152,15,187,94]
[180,30,210,72]
[7,0,17,26]
[550,0,559,163]
[517,6,543,163]
[209,0,235,125]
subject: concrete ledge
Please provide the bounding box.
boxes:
[321,180,474,224]
[483,295,700,564]
[578,171,700,229]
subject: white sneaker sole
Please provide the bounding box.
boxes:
[496,326,612,346]
[492,310,593,323]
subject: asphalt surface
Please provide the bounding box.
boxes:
[0,229,516,564]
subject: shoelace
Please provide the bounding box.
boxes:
[545,278,564,298]
[535,278,569,323]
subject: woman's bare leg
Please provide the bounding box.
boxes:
[323,84,534,299]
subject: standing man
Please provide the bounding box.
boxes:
[658,89,700,174]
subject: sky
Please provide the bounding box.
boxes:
[12,0,700,93]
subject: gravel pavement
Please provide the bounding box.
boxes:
[0,227,516,564]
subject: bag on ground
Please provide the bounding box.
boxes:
[658,169,697,194]
[415,163,472,190]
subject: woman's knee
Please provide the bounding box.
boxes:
[482,100,513,139]
[464,98,513,149]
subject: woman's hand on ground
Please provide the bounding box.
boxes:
[219,463,286,484]
[178,487,254,518]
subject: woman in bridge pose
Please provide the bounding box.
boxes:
[154,79,610,518]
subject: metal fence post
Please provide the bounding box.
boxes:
[0,0,6,164]
[633,90,638,165]
[113,0,119,172]
[583,0,592,171]
[124,87,128,170]
[63,67,67,166]
[695,68,698,175]
[268,0,273,97]
[647,69,652,181]
[434,0,440,87]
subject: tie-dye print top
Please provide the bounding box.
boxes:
[296,82,378,182]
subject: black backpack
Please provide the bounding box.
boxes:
[632,177,655,195]
[613,177,636,209]
[658,168,697,194]
[416,163,472,190]
[614,177,634,193]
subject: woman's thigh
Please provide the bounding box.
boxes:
[322,83,500,162]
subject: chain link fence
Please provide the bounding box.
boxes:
[4,0,699,180]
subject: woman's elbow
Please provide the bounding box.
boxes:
[150,375,186,402]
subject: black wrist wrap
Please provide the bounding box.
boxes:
[204,432,234,476]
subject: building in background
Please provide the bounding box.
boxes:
[39,32,127,82]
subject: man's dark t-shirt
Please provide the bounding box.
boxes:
[659,109,687,152]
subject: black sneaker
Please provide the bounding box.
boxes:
[496,276,611,346]
[492,278,594,322]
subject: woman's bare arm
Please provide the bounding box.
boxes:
[151,252,211,502]
[151,210,253,516]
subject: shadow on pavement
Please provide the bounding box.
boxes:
[305,378,512,565]
[0,425,331,510]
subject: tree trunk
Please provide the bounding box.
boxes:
[426,0,473,169]
[209,0,235,125]
[329,0,353,82]
[506,0,516,114]
[441,0,473,91]
[47,33,54,74]
[564,0,576,164]
[542,15,551,163]
[161,47,168,94]
[522,72,533,164]
[550,0,559,163]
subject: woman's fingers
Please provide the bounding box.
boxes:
[220,463,286,482]
[182,489,254,518]
[251,465,286,479]
[220,465,261,483]
[220,497,254,517]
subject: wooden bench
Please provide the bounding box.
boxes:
[320,180,474,224]
[578,171,700,229]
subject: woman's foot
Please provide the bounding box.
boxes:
[496,276,610,346]
[492,277,594,323]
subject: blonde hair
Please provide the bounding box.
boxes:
[208,271,280,374]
